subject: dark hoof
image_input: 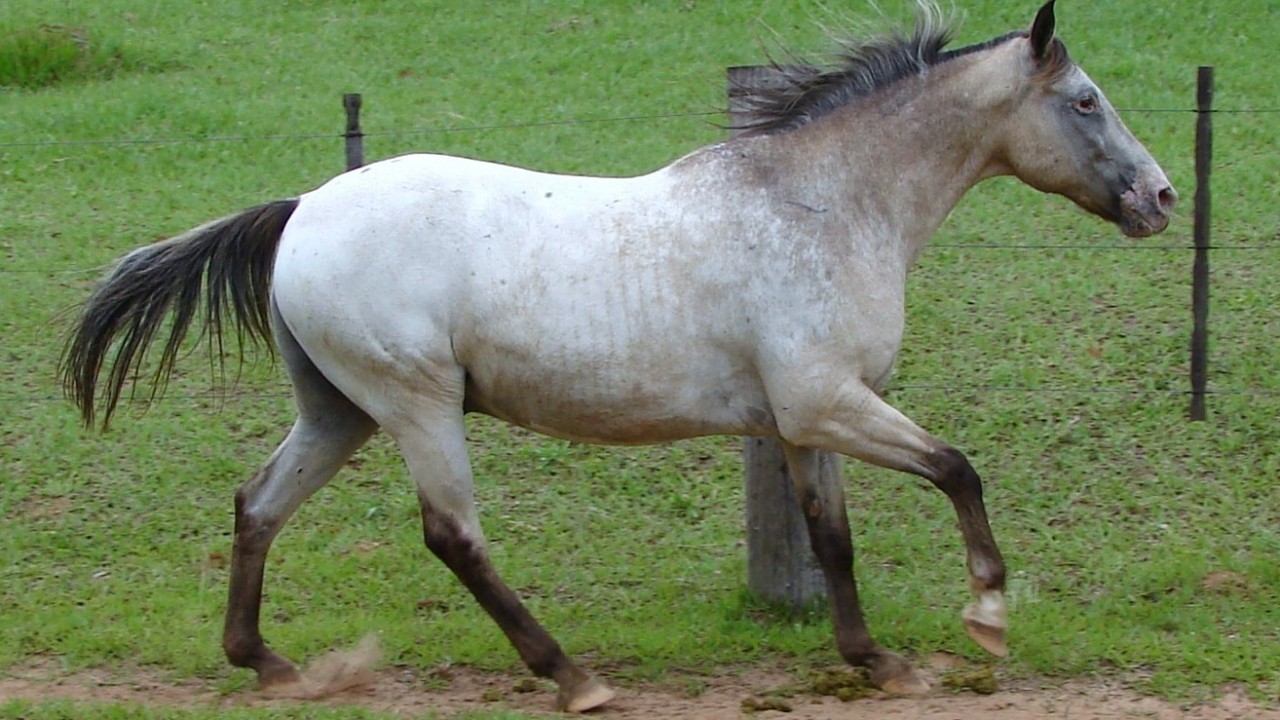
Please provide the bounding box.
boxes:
[868,652,930,696]
[255,655,303,689]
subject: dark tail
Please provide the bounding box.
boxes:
[60,198,301,429]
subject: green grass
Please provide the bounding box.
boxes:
[3,0,1279,718]
[0,24,159,89]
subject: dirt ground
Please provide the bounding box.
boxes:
[2,654,1277,720]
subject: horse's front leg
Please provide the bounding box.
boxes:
[775,379,1008,669]
[779,442,930,694]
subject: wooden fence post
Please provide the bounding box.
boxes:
[729,66,829,611]
[344,93,364,171]
[1190,67,1213,421]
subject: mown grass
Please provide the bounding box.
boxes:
[2,1,1278,718]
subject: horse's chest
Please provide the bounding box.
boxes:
[858,341,902,392]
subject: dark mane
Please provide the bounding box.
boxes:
[730,18,1068,136]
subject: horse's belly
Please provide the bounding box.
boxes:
[462,364,775,445]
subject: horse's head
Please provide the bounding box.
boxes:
[994,1,1176,237]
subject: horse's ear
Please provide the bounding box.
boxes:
[1029,0,1056,60]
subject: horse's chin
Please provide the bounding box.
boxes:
[1116,210,1170,238]
[1085,197,1169,238]
[1117,217,1159,238]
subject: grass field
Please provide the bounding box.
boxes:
[2,1,1278,718]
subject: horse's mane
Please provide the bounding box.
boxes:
[730,12,1070,137]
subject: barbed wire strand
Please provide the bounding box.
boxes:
[4,386,1280,406]
[1,106,1278,150]
[0,111,723,150]
[8,242,1280,277]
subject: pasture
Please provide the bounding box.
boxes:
[2,1,1278,718]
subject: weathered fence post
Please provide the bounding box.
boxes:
[344,93,364,171]
[1190,67,1213,421]
[729,66,829,611]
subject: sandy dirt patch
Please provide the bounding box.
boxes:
[2,654,1276,719]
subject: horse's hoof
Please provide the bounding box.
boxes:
[869,654,930,696]
[963,593,1008,658]
[963,616,1008,658]
[256,659,304,690]
[556,677,616,713]
[880,671,931,691]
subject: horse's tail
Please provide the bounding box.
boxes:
[60,198,301,429]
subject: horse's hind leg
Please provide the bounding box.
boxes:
[391,405,614,713]
[222,307,377,687]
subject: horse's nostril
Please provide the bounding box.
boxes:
[1157,186,1178,212]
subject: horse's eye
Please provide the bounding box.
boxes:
[1074,95,1099,115]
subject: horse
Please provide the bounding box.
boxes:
[61,1,1175,711]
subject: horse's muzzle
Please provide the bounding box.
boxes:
[1118,172,1177,238]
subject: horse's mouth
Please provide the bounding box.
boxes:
[1117,180,1177,238]
[1117,211,1169,238]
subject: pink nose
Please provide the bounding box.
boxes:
[1157,185,1178,214]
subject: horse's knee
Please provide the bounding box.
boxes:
[927,446,982,498]
[422,519,463,560]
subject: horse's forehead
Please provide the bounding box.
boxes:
[1047,64,1096,95]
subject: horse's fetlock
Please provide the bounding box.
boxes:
[525,648,568,680]
[973,561,1006,592]
[222,632,264,667]
[836,639,886,669]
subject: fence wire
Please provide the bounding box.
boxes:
[1,106,1276,150]
[7,242,1280,277]
[6,384,1280,407]
[0,111,723,150]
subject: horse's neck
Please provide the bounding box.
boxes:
[746,63,1010,266]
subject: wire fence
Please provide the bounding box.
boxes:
[6,384,1280,410]
[5,72,1279,408]
[2,107,1278,151]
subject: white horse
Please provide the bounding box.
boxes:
[63,1,1175,711]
